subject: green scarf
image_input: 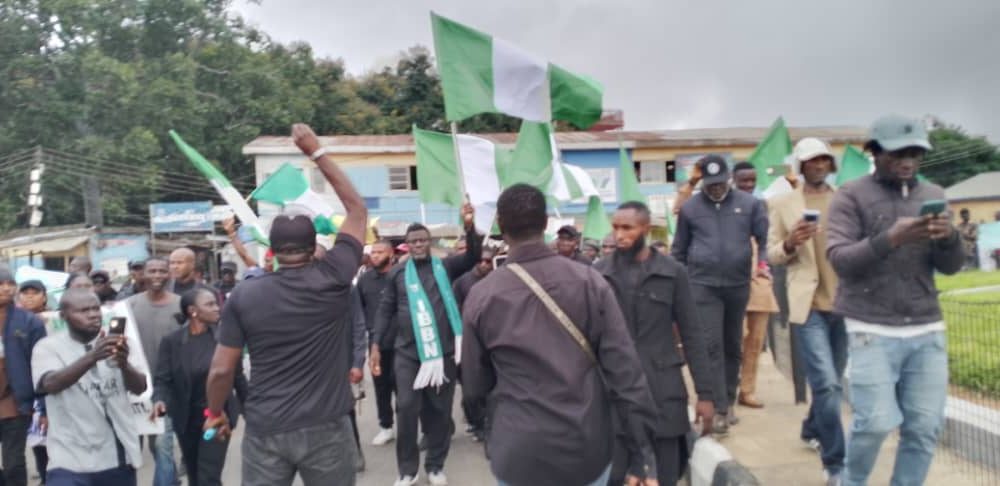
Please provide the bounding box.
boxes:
[405,256,463,389]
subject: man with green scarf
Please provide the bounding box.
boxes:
[371,203,480,486]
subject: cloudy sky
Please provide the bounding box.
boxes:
[234,0,1000,142]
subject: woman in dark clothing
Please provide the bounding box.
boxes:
[152,288,247,486]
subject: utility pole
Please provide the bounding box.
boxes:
[26,146,45,267]
[82,175,103,228]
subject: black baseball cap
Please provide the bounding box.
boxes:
[557,225,580,239]
[220,262,238,274]
[698,155,731,185]
[269,214,317,253]
[18,280,46,293]
[128,260,146,270]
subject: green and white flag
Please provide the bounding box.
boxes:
[250,163,340,235]
[431,13,603,129]
[837,145,873,186]
[169,130,268,244]
[508,121,571,201]
[414,126,510,233]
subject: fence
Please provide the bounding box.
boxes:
[940,295,1000,483]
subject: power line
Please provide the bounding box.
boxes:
[42,157,225,200]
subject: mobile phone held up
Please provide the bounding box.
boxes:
[492,255,508,269]
[803,209,821,223]
[107,317,126,367]
[919,199,947,217]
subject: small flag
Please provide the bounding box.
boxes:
[250,163,339,235]
[507,121,570,201]
[748,117,793,190]
[836,145,872,186]
[618,142,645,204]
[431,13,603,129]
[582,196,611,241]
[169,130,267,244]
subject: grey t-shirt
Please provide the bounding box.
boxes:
[219,234,363,436]
[128,292,180,375]
[32,332,143,472]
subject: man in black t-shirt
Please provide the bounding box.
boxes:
[204,123,369,486]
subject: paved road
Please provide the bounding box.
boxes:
[127,378,493,485]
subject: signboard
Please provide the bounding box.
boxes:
[585,168,618,202]
[149,201,214,233]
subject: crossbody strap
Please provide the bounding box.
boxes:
[507,263,598,366]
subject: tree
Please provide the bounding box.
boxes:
[924,121,1000,188]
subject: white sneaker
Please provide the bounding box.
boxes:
[372,427,395,446]
[393,475,418,486]
[428,471,448,486]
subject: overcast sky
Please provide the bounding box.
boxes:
[233,0,1000,142]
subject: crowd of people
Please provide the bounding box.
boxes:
[0,115,967,486]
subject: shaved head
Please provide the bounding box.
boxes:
[169,247,197,282]
[59,288,99,311]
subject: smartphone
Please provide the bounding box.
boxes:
[919,199,947,217]
[492,255,508,269]
[803,209,821,223]
[108,317,126,336]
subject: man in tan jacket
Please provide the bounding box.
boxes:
[767,138,845,484]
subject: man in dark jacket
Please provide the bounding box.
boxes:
[671,154,769,435]
[827,115,964,486]
[462,184,659,486]
[595,201,715,485]
[451,247,496,442]
[371,204,481,486]
[556,225,593,265]
[0,266,47,486]
[356,240,397,447]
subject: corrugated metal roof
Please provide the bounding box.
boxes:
[243,125,869,155]
[946,171,1000,201]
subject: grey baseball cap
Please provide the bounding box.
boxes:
[868,115,932,152]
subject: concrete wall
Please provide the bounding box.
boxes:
[949,199,1000,224]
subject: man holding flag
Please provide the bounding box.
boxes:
[371,205,481,486]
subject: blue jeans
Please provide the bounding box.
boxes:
[47,466,136,486]
[496,463,610,486]
[843,330,948,486]
[794,311,847,474]
[151,416,178,486]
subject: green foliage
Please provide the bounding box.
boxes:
[943,297,1000,398]
[0,0,518,232]
[924,123,1000,188]
[935,270,1000,293]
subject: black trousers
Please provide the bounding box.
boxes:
[348,410,361,449]
[373,349,396,429]
[176,418,229,486]
[691,283,751,414]
[394,355,455,477]
[455,364,485,430]
[32,446,47,484]
[0,415,29,486]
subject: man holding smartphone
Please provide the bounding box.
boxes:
[767,137,844,484]
[827,115,964,486]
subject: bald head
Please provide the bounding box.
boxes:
[59,288,99,311]
[169,247,196,282]
[68,256,92,275]
[60,289,103,339]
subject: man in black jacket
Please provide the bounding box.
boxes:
[596,202,715,485]
[356,240,397,447]
[371,204,481,486]
[671,155,769,436]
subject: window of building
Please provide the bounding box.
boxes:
[43,257,64,272]
[635,160,678,184]
[388,166,418,191]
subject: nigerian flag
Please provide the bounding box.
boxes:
[748,117,793,190]
[431,13,603,129]
[561,163,612,240]
[413,126,510,233]
[169,130,268,244]
[508,121,570,201]
[837,145,873,186]
[250,163,340,235]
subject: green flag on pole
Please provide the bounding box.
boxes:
[618,142,645,203]
[748,117,793,190]
[836,145,873,186]
[430,13,603,129]
[582,196,612,241]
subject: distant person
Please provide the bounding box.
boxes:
[462,184,660,486]
[671,155,769,436]
[167,248,198,295]
[768,138,846,483]
[126,258,179,486]
[204,123,367,486]
[371,203,480,486]
[595,201,716,486]
[827,115,964,486]
[117,260,147,300]
[451,247,497,442]
[601,234,617,258]
[0,268,47,486]
[453,238,468,256]
[355,240,397,447]
[33,289,146,486]
[64,274,93,292]
[729,161,778,410]
[214,263,238,299]
[957,208,979,269]
[66,257,92,275]
[152,288,246,486]
[581,240,600,263]
[16,280,50,484]
[90,270,118,304]
[555,226,592,265]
